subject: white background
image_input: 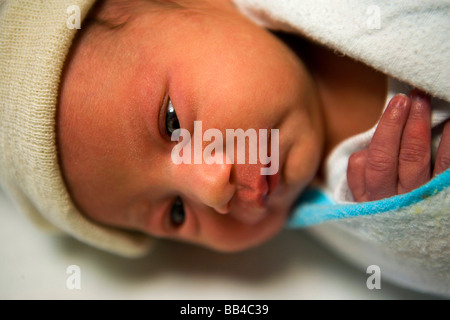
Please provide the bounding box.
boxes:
[0,187,441,300]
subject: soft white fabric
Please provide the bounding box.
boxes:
[233,0,450,101]
[0,0,152,257]
[232,0,450,297]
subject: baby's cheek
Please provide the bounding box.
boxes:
[285,141,321,187]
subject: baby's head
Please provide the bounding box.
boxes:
[57,0,324,252]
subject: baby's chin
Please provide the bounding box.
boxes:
[217,206,292,253]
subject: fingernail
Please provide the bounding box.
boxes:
[409,89,430,102]
[409,89,431,115]
[392,94,409,108]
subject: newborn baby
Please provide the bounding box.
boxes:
[57,0,449,252]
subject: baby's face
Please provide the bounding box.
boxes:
[58,0,324,252]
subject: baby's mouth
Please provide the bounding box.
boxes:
[227,127,283,224]
[229,164,274,224]
[236,172,268,207]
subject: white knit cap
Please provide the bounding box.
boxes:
[0,0,153,257]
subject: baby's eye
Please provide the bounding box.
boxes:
[165,98,180,136]
[170,197,185,227]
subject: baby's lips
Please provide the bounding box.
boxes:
[233,163,269,203]
[236,186,268,208]
[226,163,271,224]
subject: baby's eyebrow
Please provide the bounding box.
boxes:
[82,0,134,31]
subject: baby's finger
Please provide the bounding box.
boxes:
[347,149,369,202]
[365,94,411,201]
[397,91,431,194]
[433,120,450,176]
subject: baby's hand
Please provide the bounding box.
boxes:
[347,90,450,202]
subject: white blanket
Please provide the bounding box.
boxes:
[233,0,450,101]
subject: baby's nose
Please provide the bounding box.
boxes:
[172,151,235,214]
